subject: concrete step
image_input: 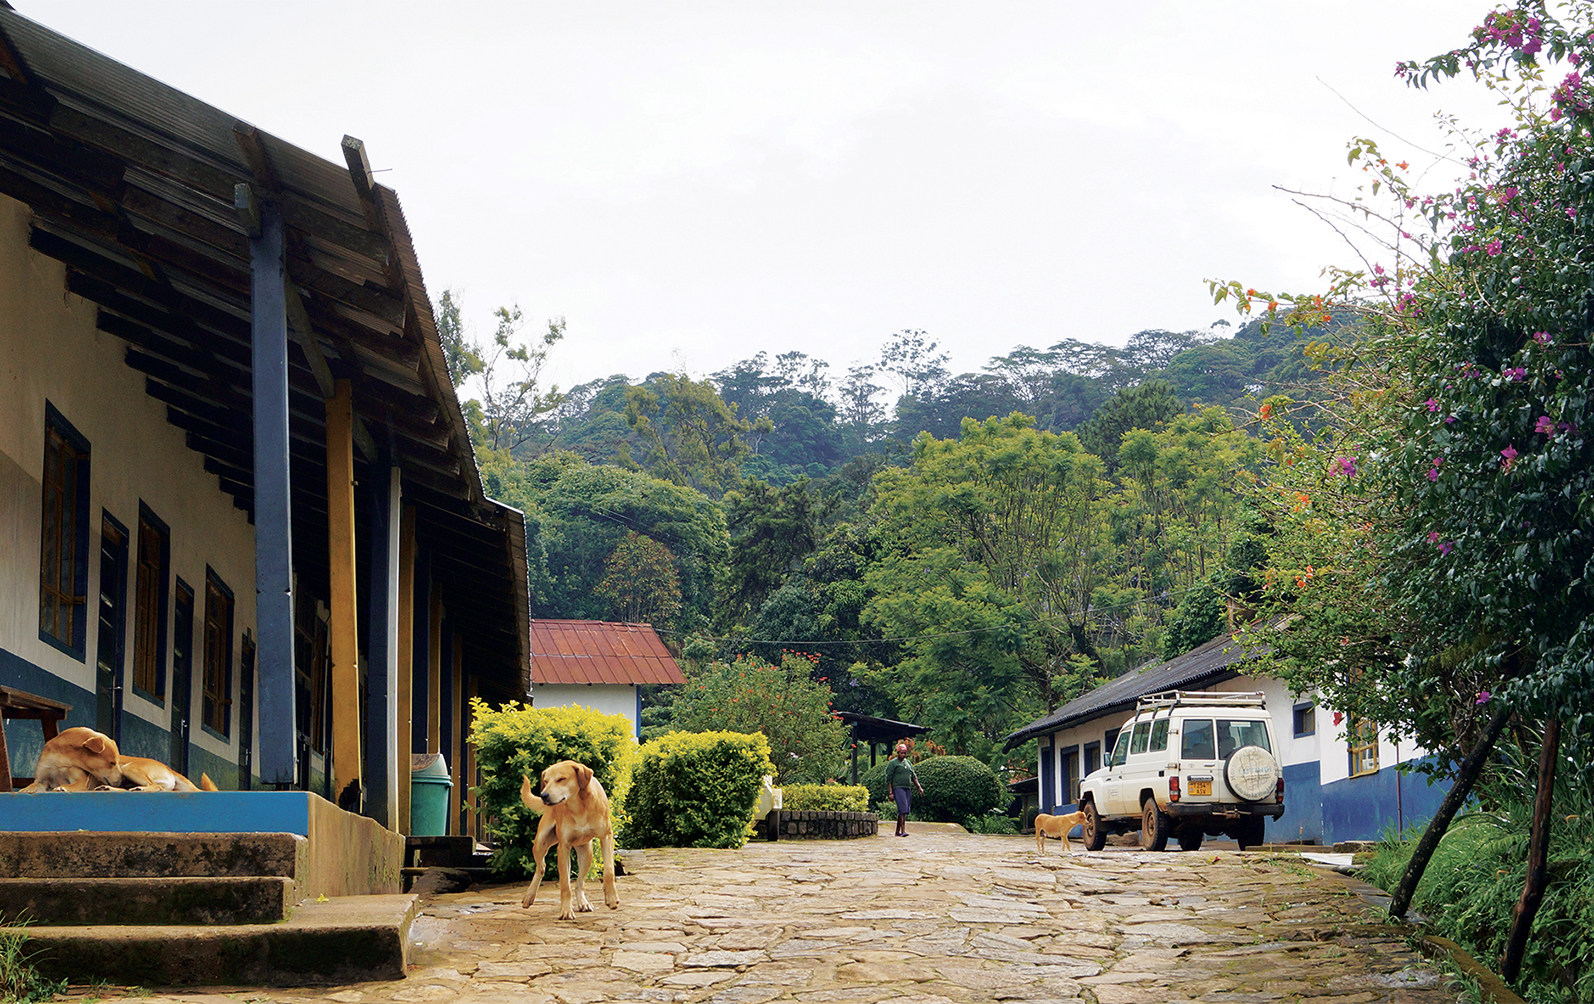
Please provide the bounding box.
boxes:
[7,893,418,987]
[0,831,303,879]
[0,875,294,925]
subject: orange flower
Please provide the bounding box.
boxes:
[1260,403,1273,419]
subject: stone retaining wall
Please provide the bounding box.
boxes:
[760,810,878,840]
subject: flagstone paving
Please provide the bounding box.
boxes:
[90,828,1462,1004]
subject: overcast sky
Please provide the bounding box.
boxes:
[25,2,1513,394]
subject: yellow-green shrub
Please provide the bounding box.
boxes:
[619,731,774,848]
[467,699,635,878]
[780,784,870,813]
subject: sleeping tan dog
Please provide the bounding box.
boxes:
[1034,810,1089,853]
[116,755,219,792]
[519,760,618,920]
[18,726,217,792]
[18,726,122,792]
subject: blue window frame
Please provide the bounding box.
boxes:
[201,567,234,741]
[1293,701,1316,737]
[39,402,91,660]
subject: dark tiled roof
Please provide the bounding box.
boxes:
[833,712,932,743]
[529,620,686,686]
[1003,630,1265,749]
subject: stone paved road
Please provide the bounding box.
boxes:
[104,828,1461,1004]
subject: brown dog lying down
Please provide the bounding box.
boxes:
[1034,810,1089,853]
[519,760,618,920]
[18,726,217,792]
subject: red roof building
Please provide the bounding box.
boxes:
[528,620,685,737]
[529,620,686,686]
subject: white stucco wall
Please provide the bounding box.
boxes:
[0,193,257,767]
[532,684,639,736]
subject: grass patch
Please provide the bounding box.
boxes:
[0,928,64,1004]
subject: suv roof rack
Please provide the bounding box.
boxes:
[1136,690,1267,711]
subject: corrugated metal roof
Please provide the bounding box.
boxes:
[1002,630,1267,749]
[0,7,532,690]
[530,620,687,687]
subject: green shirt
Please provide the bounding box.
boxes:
[885,757,918,790]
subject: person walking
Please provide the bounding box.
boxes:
[884,742,924,837]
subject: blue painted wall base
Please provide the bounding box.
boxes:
[0,790,315,833]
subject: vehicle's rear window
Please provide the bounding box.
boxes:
[1218,718,1272,757]
[1181,719,1216,760]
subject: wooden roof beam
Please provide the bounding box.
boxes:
[341,135,404,291]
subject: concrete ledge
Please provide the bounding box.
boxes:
[8,893,418,986]
[0,832,304,880]
[0,793,402,899]
[0,876,293,925]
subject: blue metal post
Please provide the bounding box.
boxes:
[251,206,296,786]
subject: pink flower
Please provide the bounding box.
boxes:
[1501,444,1519,471]
[1425,398,1440,412]
[1533,331,1553,345]
[1332,456,1358,476]
[1535,415,1557,435]
[1439,540,1455,556]
[1504,367,1527,381]
[1475,690,1491,705]
[1427,531,1441,543]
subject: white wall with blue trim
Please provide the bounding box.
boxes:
[1030,673,1451,846]
[0,194,259,790]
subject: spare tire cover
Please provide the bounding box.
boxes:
[1225,745,1280,802]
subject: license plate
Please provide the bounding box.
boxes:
[1189,779,1212,796]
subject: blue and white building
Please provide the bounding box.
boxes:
[1004,630,1449,846]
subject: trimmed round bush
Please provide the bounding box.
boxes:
[619,730,775,849]
[913,756,1003,822]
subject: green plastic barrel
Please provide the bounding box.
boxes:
[410,753,454,836]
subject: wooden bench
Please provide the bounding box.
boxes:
[0,686,72,791]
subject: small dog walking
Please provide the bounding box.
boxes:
[1034,810,1089,853]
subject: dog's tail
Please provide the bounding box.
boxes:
[199,773,219,792]
[519,774,546,816]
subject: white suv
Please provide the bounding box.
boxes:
[1076,690,1284,851]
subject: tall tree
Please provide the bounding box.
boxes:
[864,414,1111,752]
[625,373,769,496]
[1076,380,1184,471]
[596,531,683,630]
[434,288,481,390]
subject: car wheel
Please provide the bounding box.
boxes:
[1177,828,1204,852]
[1082,800,1107,851]
[1140,798,1170,852]
[1225,745,1280,802]
[1236,815,1266,850]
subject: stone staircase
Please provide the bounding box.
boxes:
[0,823,415,986]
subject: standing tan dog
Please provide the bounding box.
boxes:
[518,760,618,920]
[1034,810,1089,853]
[18,727,217,792]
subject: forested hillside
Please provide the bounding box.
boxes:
[447,302,1338,770]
